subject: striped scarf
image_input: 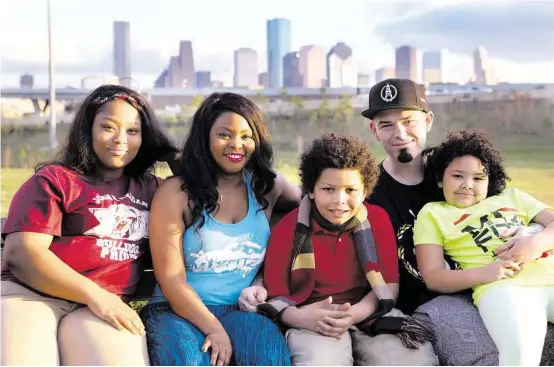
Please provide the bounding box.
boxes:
[258,195,434,349]
[259,195,394,322]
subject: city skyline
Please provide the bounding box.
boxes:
[2,0,554,88]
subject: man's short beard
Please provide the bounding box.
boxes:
[397,148,414,163]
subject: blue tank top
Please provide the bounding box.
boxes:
[151,173,270,305]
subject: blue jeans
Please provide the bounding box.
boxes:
[140,302,291,366]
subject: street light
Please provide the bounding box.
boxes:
[47,0,59,149]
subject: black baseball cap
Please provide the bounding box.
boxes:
[361,78,429,119]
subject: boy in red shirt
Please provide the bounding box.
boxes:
[261,133,438,365]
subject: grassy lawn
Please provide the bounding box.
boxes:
[2,149,553,217]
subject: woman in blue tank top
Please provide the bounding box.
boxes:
[140,92,301,366]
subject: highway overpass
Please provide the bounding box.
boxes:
[2,84,553,112]
[3,83,553,100]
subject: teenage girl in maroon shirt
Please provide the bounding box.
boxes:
[1,84,177,366]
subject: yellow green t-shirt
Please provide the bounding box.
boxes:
[413,187,554,305]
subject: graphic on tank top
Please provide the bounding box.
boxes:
[187,232,266,278]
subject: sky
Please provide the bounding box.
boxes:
[1,0,554,88]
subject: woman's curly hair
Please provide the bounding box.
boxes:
[180,92,276,231]
[299,133,379,196]
[423,130,510,198]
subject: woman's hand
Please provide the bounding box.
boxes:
[86,289,145,336]
[202,329,233,366]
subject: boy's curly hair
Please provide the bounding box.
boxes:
[299,133,379,195]
[423,130,510,197]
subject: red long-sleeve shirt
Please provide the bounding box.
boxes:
[264,202,399,306]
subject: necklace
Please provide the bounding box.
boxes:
[217,179,245,202]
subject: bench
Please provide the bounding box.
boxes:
[2,217,553,364]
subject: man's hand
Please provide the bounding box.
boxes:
[238,285,267,312]
[495,224,545,264]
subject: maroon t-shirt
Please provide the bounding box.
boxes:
[1,165,161,296]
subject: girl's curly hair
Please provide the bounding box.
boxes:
[423,130,510,198]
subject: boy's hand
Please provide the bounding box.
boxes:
[316,302,353,338]
[238,285,267,312]
[298,297,353,338]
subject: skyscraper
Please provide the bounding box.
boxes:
[422,50,445,84]
[283,52,302,88]
[113,21,131,86]
[267,18,291,88]
[178,41,196,88]
[299,45,327,88]
[327,42,357,88]
[167,56,181,88]
[395,45,417,81]
[234,48,258,88]
[474,46,490,84]
[196,71,212,89]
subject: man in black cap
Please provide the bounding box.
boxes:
[364,78,554,365]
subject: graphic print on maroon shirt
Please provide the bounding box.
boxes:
[1,165,160,296]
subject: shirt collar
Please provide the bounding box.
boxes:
[310,217,340,237]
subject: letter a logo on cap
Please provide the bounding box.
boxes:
[380,83,397,102]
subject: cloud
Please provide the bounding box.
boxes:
[1,49,167,75]
[374,1,554,62]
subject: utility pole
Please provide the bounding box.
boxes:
[47,0,59,149]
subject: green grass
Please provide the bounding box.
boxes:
[1,168,32,217]
[2,150,553,217]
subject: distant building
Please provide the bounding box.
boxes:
[154,70,168,88]
[422,50,445,84]
[299,45,327,88]
[375,67,395,83]
[267,18,291,88]
[473,46,494,84]
[196,71,212,88]
[327,42,356,88]
[178,41,196,88]
[167,56,182,87]
[395,45,417,81]
[154,40,197,88]
[20,73,34,88]
[113,21,131,86]
[258,72,268,88]
[283,52,302,88]
[234,48,258,88]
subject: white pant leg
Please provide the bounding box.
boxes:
[478,286,547,366]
